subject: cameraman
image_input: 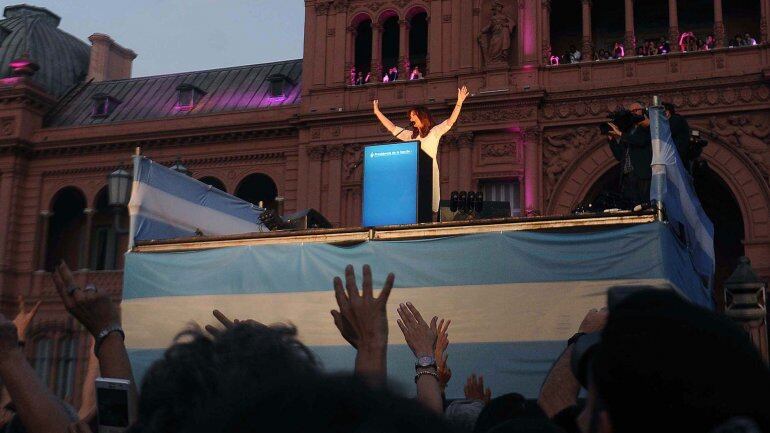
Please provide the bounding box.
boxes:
[663,103,690,162]
[607,102,652,205]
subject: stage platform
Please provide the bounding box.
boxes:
[133,210,658,252]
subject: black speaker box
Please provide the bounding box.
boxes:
[438,200,511,222]
[283,209,332,229]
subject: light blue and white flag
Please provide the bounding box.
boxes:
[649,107,715,288]
[128,155,268,247]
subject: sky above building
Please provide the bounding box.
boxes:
[20,0,305,77]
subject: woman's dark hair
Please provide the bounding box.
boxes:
[408,106,436,139]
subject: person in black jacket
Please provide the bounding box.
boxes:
[607,102,652,205]
[663,103,690,164]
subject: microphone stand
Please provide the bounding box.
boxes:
[351,121,414,170]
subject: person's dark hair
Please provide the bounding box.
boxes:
[408,106,436,139]
[662,103,676,115]
[472,393,527,433]
[591,290,770,433]
[128,323,455,433]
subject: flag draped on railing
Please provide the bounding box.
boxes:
[128,155,268,248]
[649,106,715,288]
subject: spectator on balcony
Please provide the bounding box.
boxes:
[731,34,744,47]
[568,45,582,63]
[647,41,659,56]
[387,67,399,82]
[658,37,670,54]
[612,42,625,59]
[350,67,357,86]
[635,46,645,57]
[744,32,758,46]
[704,34,716,50]
[679,31,697,52]
[355,71,365,86]
[549,55,560,65]
[409,66,423,80]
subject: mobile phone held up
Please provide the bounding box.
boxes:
[96,377,135,433]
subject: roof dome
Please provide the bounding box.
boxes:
[0,4,90,97]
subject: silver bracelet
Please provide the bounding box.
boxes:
[414,369,439,383]
[94,325,125,356]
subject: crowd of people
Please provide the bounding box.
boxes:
[350,65,424,86]
[550,31,760,65]
[0,260,769,433]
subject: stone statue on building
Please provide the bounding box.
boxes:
[478,1,516,66]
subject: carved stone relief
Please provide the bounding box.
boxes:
[478,1,516,68]
[707,114,770,182]
[0,118,13,136]
[543,126,601,198]
[459,106,534,124]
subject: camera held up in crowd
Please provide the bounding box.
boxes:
[684,130,709,176]
[598,108,647,136]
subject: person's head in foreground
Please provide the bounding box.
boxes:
[127,322,454,433]
[577,290,770,433]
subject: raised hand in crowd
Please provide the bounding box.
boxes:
[464,374,491,404]
[205,309,264,336]
[397,302,443,414]
[435,318,452,392]
[11,294,42,345]
[52,261,137,415]
[538,307,607,419]
[0,313,74,433]
[331,264,394,387]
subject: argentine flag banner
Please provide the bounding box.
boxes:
[127,155,268,247]
[649,106,715,288]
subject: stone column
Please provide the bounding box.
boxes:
[542,0,552,64]
[713,0,725,48]
[371,23,382,82]
[524,128,541,213]
[398,19,410,79]
[760,0,769,43]
[581,0,593,61]
[458,133,475,192]
[79,208,95,271]
[668,0,680,52]
[624,0,636,54]
[346,26,357,84]
[36,211,52,272]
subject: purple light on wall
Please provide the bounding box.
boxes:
[0,77,21,85]
[521,4,536,60]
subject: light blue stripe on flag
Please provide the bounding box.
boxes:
[649,107,715,288]
[128,156,268,246]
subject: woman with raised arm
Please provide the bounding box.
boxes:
[373,86,470,221]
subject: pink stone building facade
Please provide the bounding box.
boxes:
[0,0,768,408]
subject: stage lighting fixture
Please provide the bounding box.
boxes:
[450,191,459,212]
[463,191,476,212]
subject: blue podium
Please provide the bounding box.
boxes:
[362,141,432,227]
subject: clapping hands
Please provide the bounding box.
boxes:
[464,373,492,403]
[435,318,451,389]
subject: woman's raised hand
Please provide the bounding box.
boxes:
[373,99,380,113]
[457,85,470,104]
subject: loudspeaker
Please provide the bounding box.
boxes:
[283,209,332,230]
[438,200,511,222]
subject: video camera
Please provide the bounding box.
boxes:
[598,108,646,135]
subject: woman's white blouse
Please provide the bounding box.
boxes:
[390,120,452,213]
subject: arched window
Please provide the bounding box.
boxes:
[89,187,124,271]
[235,174,278,209]
[46,187,87,271]
[55,336,79,399]
[198,176,227,193]
[381,15,400,77]
[723,0,760,46]
[634,0,668,54]
[408,11,428,76]
[592,0,625,59]
[354,19,373,76]
[678,0,713,46]
[32,337,54,387]
[549,1,582,64]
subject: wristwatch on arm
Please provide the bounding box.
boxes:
[414,355,439,383]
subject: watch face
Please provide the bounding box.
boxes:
[417,356,435,367]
